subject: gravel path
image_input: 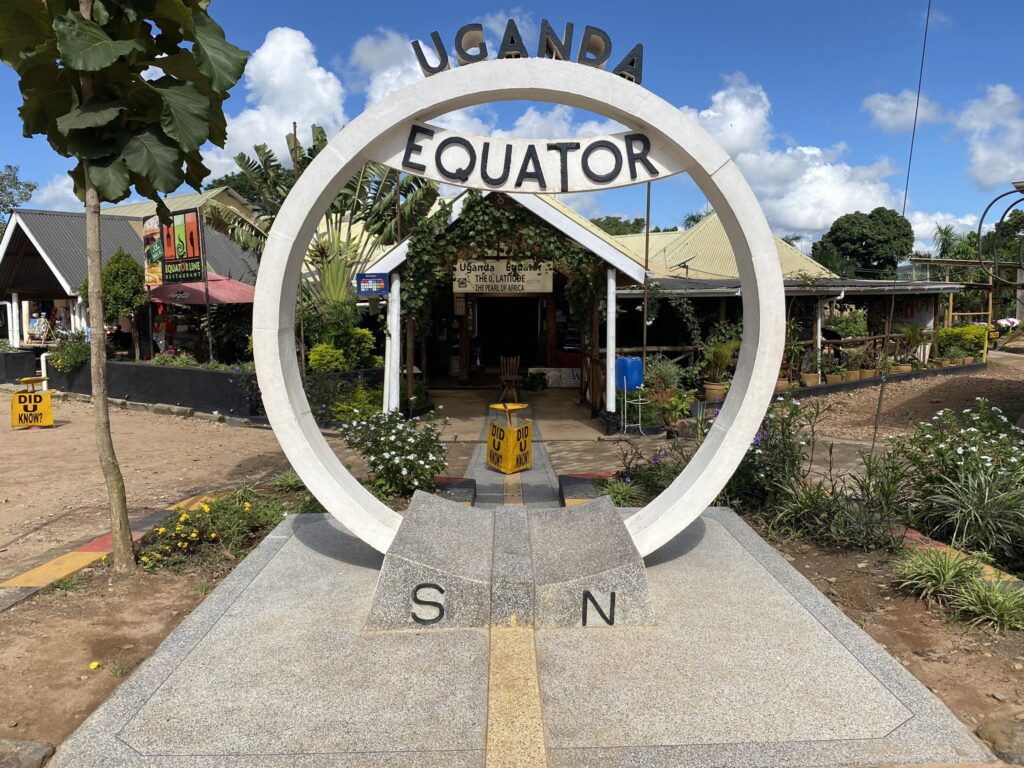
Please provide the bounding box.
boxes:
[813,351,1024,441]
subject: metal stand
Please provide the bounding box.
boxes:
[619,378,649,436]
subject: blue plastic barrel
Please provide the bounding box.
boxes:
[615,355,643,392]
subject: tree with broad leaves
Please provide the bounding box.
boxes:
[0,164,37,240]
[82,247,148,360]
[0,0,248,571]
[811,207,914,278]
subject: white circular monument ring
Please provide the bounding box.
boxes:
[253,58,785,557]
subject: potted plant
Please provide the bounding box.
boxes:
[894,323,923,372]
[701,340,739,401]
[644,355,682,409]
[877,354,894,376]
[842,346,866,381]
[661,388,697,437]
[799,350,821,387]
[823,360,846,384]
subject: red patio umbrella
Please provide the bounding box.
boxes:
[149,272,255,305]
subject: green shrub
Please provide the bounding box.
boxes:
[825,306,868,338]
[337,326,382,370]
[0,340,15,353]
[768,475,849,543]
[916,463,1024,566]
[331,384,383,419]
[936,325,988,357]
[48,332,91,373]
[308,343,346,373]
[152,352,198,367]
[842,451,912,550]
[950,578,1024,631]
[644,354,682,392]
[336,409,448,498]
[895,548,984,605]
[597,477,645,507]
[723,396,826,513]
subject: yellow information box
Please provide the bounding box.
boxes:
[11,377,54,430]
[486,403,532,474]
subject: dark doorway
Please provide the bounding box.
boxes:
[476,296,539,367]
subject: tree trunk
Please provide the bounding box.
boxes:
[79,3,135,572]
[131,316,140,361]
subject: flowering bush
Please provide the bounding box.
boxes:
[338,409,448,498]
[137,489,283,570]
[996,317,1019,331]
[723,396,826,512]
[897,399,1024,569]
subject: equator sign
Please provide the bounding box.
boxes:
[253,37,785,557]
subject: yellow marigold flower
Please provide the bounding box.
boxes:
[177,541,186,549]
[200,503,211,513]
[243,502,252,511]
[210,532,218,540]
[141,556,150,563]
[179,513,190,523]
[89,661,100,670]
[156,527,166,535]
[190,531,198,539]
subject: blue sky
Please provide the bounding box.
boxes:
[3,0,1023,250]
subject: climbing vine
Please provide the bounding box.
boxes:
[403,192,605,336]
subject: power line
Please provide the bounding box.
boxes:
[868,0,933,454]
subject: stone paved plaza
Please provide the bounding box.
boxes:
[49,504,990,768]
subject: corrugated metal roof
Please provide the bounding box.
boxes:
[617,276,961,298]
[613,213,836,280]
[2,209,257,297]
[100,187,254,221]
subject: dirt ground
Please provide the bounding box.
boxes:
[774,537,1024,736]
[0,563,214,745]
[814,351,1024,440]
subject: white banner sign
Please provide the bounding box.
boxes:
[454,259,553,294]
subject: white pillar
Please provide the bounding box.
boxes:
[11,292,21,347]
[381,312,392,412]
[21,298,30,344]
[606,267,616,413]
[815,297,823,366]
[386,271,402,413]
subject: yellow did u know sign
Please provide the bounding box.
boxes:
[11,378,54,430]
[486,418,532,474]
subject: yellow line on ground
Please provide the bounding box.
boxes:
[503,472,524,505]
[485,626,547,767]
[167,493,216,511]
[0,551,102,588]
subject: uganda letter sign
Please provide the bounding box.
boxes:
[142,209,205,286]
[11,391,53,429]
[486,419,532,474]
[454,260,553,294]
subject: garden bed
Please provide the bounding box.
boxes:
[775,361,987,401]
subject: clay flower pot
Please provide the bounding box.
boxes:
[799,372,819,387]
[703,381,727,401]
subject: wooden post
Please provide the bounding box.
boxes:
[546,294,557,365]
[590,300,599,413]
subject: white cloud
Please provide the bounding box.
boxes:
[555,192,605,219]
[207,28,346,177]
[680,73,772,156]
[862,90,945,132]
[479,9,537,54]
[28,174,80,212]
[348,28,422,106]
[492,105,622,139]
[955,83,1024,187]
[681,74,902,240]
[908,210,979,252]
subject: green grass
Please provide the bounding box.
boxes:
[49,574,86,593]
[950,578,1024,631]
[270,469,305,493]
[108,657,134,678]
[895,548,985,605]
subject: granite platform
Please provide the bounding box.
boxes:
[49,507,992,768]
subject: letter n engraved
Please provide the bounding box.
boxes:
[582,590,615,626]
[411,583,445,625]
